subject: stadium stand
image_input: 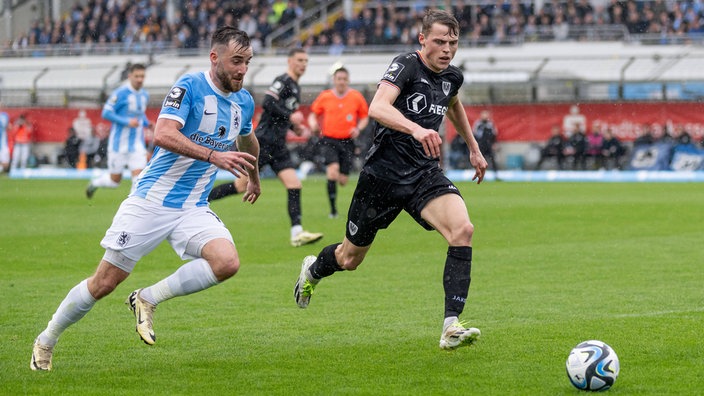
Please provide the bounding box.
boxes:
[2,0,704,177]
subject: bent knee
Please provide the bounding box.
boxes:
[447,221,474,246]
[211,255,240,281]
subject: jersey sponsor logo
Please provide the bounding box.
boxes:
[348,221,359,236]
[117,231,131,247]
[218,125,226,138]
[442,81,451,96]
[189,133,230,150]
[383,62,405,82]
[429,104,448,115]
[164,86,186,109]
[407,93,427,114]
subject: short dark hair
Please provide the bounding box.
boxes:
[288,48,307,58]
[422,9,460,37]
[333,67,349,76]
[129,63,146,73]
[211,26,251,50]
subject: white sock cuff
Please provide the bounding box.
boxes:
[78,279,97,304]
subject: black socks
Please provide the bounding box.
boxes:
[309,243,343,280]
[443,246,473,318]
[208,182,239,201]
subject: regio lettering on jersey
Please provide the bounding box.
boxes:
[429,104,448,115]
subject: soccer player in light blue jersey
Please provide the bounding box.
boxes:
[31,27,260,371]
[86,63,151,198]
[0,101,9,172]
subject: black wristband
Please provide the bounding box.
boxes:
[206,149,214,163]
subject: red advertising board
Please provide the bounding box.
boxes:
[4,102,704,143]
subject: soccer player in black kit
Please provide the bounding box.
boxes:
[209,48,323,247]
[294,9,488,350]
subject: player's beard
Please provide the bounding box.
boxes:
[216,63,242,93]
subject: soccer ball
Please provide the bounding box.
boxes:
[566,340,620,391]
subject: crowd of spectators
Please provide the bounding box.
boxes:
[5,0,704,57]
[4,0,307,55]
[532,119,703,170]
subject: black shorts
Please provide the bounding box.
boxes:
[319,137,355,175]
[345,169,463,247]
[258,140,295,174]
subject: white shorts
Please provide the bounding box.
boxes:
[100,196,233,272]
[108,151,147,174]
[0,145,8,164]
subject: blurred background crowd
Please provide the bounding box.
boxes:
[4,0,704,57]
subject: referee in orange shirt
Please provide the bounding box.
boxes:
[308,67,369,218]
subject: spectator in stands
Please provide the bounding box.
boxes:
[585,123,605,169]
[651,122,674,144]
[601,127,626,170]
[672,124,693,146]
[10,114,34,171]
[328,32,345,55]
[472,110,500,175]
[449,133,471,170]
[278,0,302,40]
[566,123,588,170]
[63,127,82,168]
[633,123,654,146]
[535,125,567,170]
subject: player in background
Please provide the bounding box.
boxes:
[86,63,151,198]
[209,48,323,247]
[307,67,369,218]
[0,102,9,172]
[31,27,260,371]
[293,9,488,350]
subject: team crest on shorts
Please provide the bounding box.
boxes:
[348,221,359,236]
[117,231,131,247]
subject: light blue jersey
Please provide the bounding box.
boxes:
[0,112,9,163]
[133,71,255,209]
[102,82,150,154]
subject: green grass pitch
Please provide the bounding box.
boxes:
[1,176,702,395]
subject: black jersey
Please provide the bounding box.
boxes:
[255,73,300,145]
[364,51,463,184]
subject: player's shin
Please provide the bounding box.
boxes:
[442,246,472,318]
[38,279,96,346]
[140,258,218,305]
[309,243,344,280]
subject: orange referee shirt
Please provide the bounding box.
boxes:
[309,89,368,139]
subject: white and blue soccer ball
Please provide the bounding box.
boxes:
[566,340,620,391]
